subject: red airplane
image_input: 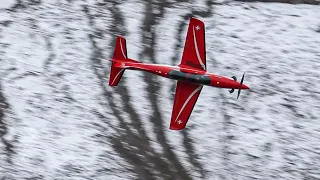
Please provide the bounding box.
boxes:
[109,17,249,130]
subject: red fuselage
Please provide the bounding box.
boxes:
[119,59,249,90]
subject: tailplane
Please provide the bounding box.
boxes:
[109,36,139,86]
[109,36,127,86]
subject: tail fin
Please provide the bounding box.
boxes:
[109,36,127,86]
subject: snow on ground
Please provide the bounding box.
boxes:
[0,0,15,9]
[152,2,320,179]
[117,1,166,155]
[0,1,132,179]
[0,0,319,179]
[191,3,320,179]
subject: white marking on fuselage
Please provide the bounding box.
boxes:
[146,64,178,68]
[174,85,202,123]
[120,39,127,59]
[111,69,124,85]
[193,26,205,70]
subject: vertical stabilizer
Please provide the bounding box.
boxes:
[109,36,127,86]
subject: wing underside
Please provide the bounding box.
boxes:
[170,81,203,130]
[180,17,206,71]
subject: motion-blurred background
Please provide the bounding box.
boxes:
[0,0,319,179]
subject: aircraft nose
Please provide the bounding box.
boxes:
[241,84,249,90]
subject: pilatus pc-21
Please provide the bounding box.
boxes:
[109,17,249,130]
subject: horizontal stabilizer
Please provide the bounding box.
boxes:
[109,36,127,86]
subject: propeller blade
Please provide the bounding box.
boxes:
[240,73,245,84]
[237,88,241,99]
[237,73,245,99]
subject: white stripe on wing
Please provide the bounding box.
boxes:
[174,85,202,123]
[193,26,205,70]
[120,39,127,59]
[111,69,124,85]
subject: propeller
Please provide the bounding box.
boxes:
[237,72,245,99]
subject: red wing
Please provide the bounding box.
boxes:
[180,17,206,71]
[170,81,203,130]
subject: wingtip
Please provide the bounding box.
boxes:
[115,35,126,41]
[169,125,185,130]
[190,17,204,25]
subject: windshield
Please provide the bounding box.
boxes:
[168,70,211,85]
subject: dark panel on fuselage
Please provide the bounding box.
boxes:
[188,74,211,85]
[168,70,211,85]
[168,70,188,81]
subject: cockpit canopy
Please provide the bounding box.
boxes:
[168,70,211,85]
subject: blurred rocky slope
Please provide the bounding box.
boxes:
[0,0,320,179]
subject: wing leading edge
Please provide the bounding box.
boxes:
[170,81,203,130]
[180,17,206,71]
